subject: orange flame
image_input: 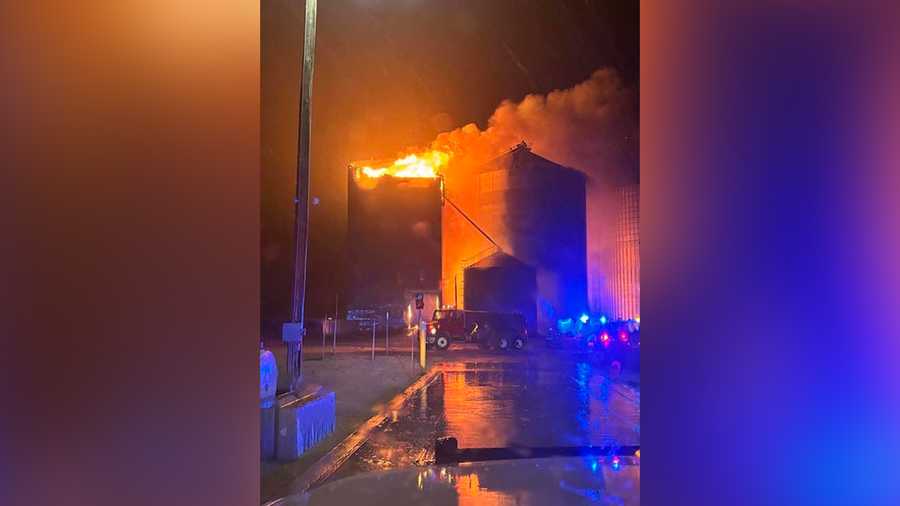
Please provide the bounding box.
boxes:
[354,150,450,181]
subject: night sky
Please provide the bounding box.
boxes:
[261,0,638,332]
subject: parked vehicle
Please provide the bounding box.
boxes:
[427,309,527,351]
[546,314,640,368]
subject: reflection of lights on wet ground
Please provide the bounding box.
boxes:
[340,361,638,496]
[575,362,591,387]
[585,453,640,475]
[558,480,605,503]
[453,470,515,504]
[443,371,516,447]
[456,473,480,495]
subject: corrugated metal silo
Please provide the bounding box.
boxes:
[442,144,588,331]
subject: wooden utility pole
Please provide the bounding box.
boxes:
[284,0,317,392]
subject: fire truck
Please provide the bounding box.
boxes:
[427,309,527,351]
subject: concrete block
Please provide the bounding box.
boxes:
[276,388,336,461]
[260,348,278,460]
[261,406,276,460]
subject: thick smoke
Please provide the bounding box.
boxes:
[430,68,638,312]
[432,68,637,186]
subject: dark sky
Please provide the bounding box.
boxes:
[262,0,638,328]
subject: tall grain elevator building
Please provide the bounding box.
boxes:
[347,170,442,314]
[442,144,588,332]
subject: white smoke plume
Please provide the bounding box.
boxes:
[431,68,637,185]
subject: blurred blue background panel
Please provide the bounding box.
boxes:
[643,2,900,505]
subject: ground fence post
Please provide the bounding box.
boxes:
[333,294,338,357]
[413,309,421,363]
[418,321,426,369]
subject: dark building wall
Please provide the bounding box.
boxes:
[347,173,441,309]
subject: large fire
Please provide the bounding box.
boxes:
[353,150,450,181]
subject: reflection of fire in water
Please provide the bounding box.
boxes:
[455,472,515,506]
[442,372,516,447]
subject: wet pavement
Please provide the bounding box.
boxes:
[326,345,640,484]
